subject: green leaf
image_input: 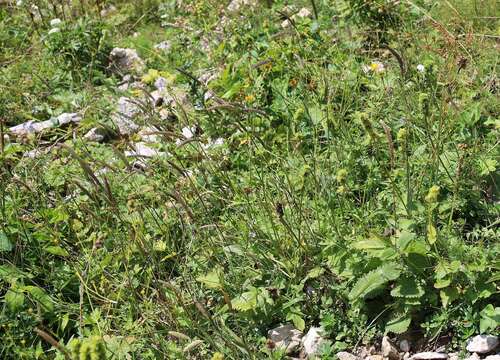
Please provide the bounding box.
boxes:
[479,304,500,333]
[5,289,25,311]
[45,246,69,257]
[348,262,401,301]
[391,277,425,298]
[196,270,222,290]
[385,314,411,334]
[397,231,415,252]
[232,290,258,312]
[0,232,13,252]
[287,312,305,331]
[22,286,54,312]
[306,267,324,279]
[434,277,451,289]
[440,287,459,308]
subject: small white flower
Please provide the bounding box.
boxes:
[16,0,23,6]
[181,126,196,139]
[50,18,62,27]
[417,64,425,73]
[48,28,60,35]
[213,137,224,146]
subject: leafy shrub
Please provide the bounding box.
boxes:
[44,18,111,83]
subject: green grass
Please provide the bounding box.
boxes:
[0,0,499,359]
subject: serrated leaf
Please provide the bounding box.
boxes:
[385,314,411,334]
[391,277,424,298]
[231,290,257,312]
[45,246,69,257]
[0,232,13,252]
[348,262,401,301]
[196,270,222,290]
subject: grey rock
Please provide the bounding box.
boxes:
[154,41,171,52]
[227,0,257,13]
[382,336,401,360]
[400,340,411,353]
[365,355,384,360]
[112,97,141,135]
[109,48,145,74]
[301,327,325,358]
[267,324,303,354]
[336,351,359,360]
[9,113,81,137]
[464,353,480,360]
[466,335,499,354]
[409,352,448,360]
[83,127,106,142]
[138,126,161,143]
[124,142,166,158]
[484,355,500,360]
[447,353,459,360]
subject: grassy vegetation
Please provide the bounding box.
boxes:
[0,0,499,358]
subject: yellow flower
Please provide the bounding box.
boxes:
[425,185,440,203]
[336,169,348,183]
[212,352,224,360]
[245,94,255,103]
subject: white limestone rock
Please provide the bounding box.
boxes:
[301,327,326,358]
[109,48,145,74]
[409,352,448,360]
[466,335,499,354]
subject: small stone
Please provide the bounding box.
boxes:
[9,113,81,137]
[138,126,160,143]
[409,352,448,360]
[267,324,303,354]
[447,353,459,360]
[484,355,500,360]
[466,335,499,354]
[382,336,401,360]
[400,340,411,353]
[464,353,480,360]
[113,97,141,135]
[301,327,326,358]
[83,127,106,143]
[366,355,384,360]
[336,351,359,360]
[227,0,257,13]
[109,48,145,74]
[124,142,166,158]
[154,41,171,52]
[296,7,312,18]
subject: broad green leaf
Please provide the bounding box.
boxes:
[397,231,415,252]
[0,232,13,252]
[434,277,451,289]
[348,262,401,301]
[385,314,411,334]
[440,287,459,308]
[287,312,305,331]
[45,246,69,257]
[352,237,387,251]
[232,290,257,312]
[479,304,500,333]
[391,277,424,298]
[22,286,54,312]
[427,224,437,245]
[5,289,24,311]
[196,270,222,290]
[306,267,324,279]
